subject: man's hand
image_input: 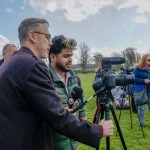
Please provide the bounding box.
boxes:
[65,107,76,116]
[99,119,114,137]
[65,107,74,113]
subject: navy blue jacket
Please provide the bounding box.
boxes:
[0,47,101,150]
[95,71,105,80]
[133,67,150,95]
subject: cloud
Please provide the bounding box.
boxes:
[27,0,150,22]
[112,0,129,7]
[118,0,150,14]
[63,0,112,22]
[5,8,14,13]
[134,15,148,23]
[27,0,112,21]
[0,35,9,55]
[21,6,25,10]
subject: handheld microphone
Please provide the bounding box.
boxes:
[68,86,83,108]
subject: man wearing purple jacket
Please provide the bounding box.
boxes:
[0,18,114,150]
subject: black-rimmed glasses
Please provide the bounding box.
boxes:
[33,31,51,41]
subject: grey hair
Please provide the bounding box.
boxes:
[18,18,49,44]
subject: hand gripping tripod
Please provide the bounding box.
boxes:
[71,87,127,150]
[93,89,127,150]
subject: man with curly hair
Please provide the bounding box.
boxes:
[48,35,86,150]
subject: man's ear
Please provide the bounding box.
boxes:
[28,31,36,43]
[2,51,5,57]
[50,53,56,62]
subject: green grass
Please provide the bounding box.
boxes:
[78,73,150,150]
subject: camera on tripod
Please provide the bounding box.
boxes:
[120,67,134,75]
[93,57,135,91]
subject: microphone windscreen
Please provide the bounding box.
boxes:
[71,86,83,99]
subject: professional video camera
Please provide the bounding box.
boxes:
[93,57,134,91]
[120,67,134,75]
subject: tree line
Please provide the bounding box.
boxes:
[75,42,146,72]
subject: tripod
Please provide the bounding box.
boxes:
[93,89,127,150]
[117,85,145,138]
[117,86,132,129]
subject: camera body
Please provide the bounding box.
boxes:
[120,67,134,75]
[93,57,134,91]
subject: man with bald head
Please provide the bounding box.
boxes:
[0,44,18,66]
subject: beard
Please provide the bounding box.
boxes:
[56,62,70,72]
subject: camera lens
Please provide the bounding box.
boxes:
[115,74,134,86]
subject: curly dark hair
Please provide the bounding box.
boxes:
[48,35,77,61]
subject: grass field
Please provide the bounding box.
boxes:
[78,73,150,150]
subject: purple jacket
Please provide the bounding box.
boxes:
[0,47,101,150]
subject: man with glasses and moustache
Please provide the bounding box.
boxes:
[0,18,114,150]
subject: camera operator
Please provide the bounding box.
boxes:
[133,54,150,127]
[0,18,114,150]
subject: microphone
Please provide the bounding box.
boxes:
[68,86,83,108]
[101,57,126,65]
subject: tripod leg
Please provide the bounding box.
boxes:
[110,105,127,150]
[129,95,133,129]
[105,104,110,150]
[93,103,101,124]
[118,104,122,121]
[93,102,105,150]
[116,100,123,136]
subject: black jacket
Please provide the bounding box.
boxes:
[0,47,101,150]
[0,58,4,66]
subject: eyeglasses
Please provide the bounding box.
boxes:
[146,59,150,62]
[33,31,51,41]
[2,44,19,52]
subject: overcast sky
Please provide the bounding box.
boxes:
[0,0,150,61]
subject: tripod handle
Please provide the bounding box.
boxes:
[71,101,87,114]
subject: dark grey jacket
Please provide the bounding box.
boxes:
[0,47,101,150]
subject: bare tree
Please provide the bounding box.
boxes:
[77,42,91,71]
[111,52,121,57]
[93,52,103,67]
[121,47,141,67]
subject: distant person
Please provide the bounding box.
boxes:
[0,18,114,150]
[95,65,105,80]
[133,54,150,127]
[48,35,87,150]
[0,44,18,66]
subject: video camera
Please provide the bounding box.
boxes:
[93,57,134,91]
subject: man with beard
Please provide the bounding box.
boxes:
[48,35,87,150]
